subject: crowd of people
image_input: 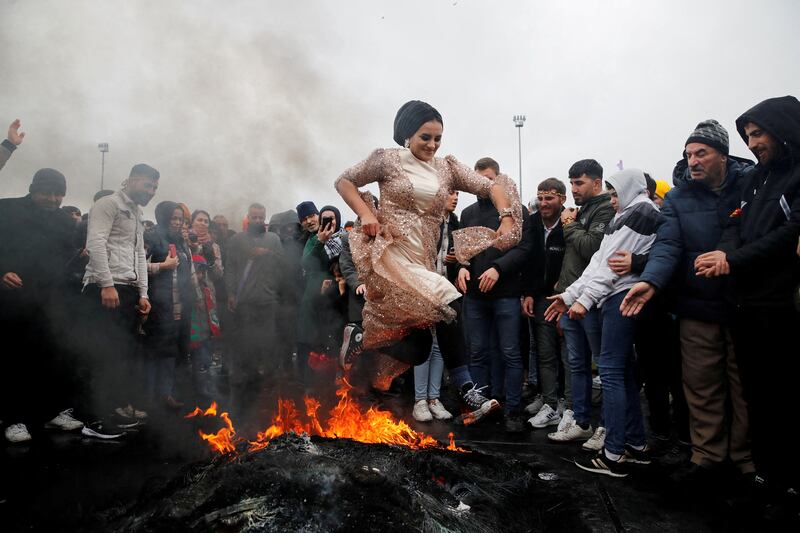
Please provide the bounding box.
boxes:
[1,95,799,520]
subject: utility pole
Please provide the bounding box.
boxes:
[513,115,526,197]
[98,143,109,190]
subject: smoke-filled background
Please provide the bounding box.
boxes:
[1,0,798,220]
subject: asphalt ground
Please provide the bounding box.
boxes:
[0,364,794,532]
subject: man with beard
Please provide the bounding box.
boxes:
[296,201,320,244]
[695,96,800,516]
[522,178,570,432]
[546,159,615,446]
[0,119,24,174]
[0,169,83,442]
[82,164,158,426]
[224,203,284,406]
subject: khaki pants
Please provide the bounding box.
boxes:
[680,319,753,473]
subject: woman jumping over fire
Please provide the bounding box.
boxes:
[335,100,522,424]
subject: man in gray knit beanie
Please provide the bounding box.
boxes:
[686,119,729,155]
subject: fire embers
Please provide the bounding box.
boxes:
[186,378,465,456]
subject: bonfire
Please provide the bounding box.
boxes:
[185,377,466,455]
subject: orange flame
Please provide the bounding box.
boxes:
[189,378,466,455]
[447,432,467,452]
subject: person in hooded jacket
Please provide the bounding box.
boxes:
[546,169,663,478]
[622,120,755,482]
[143,201,194,409]
[695,95,800,504]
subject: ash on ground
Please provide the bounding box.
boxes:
[95,433,584,532]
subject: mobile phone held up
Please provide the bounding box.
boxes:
[168,244,177,258]
[321,216,335,230]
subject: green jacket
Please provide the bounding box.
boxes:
[296,234,334,345]
[556,193,615,291]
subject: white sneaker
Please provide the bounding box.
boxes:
[5,423,32,443]
[44,408,84,431]
[413,400,433,422]
[524,394,544,415]
[528,404,561,428]
[427,399,453,420]
[582,426,607,451]
[592,375,602,390]
[547,420,594,442]
[81,426,124,440]
[557,409,574,431]
[556,398,566,416]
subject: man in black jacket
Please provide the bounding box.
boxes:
[522,178,569,429]
[696,95,800,504]
[0,169,84,442]
[457,157,534,432]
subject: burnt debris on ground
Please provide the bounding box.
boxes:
[95,433,583,533]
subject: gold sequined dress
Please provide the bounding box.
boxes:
[335,147,522,349]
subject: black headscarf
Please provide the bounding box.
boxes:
[154,201,182,242]
[393,100,443,146]
[318,205,342,232]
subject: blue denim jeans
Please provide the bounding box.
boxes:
[464,295,523,412]
[414,336,445,401]
[598,291,647,455]
[560,307,601,427]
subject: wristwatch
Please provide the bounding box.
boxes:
[498,207,514,221]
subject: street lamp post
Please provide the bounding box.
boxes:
[98,143,109,190]
[513,115,526,197]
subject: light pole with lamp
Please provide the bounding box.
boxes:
[98,143,109,190]
[513,115,526,197]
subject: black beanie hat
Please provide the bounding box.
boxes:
[685,119,729,155]
[296,201,319,221]
[29,168,67,195]
[393,100,443,146]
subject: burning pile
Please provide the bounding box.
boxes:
[99,433,573,533]
[185,378,465,455]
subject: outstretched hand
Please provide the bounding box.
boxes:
[544,294,568,322]
[620,282,656,317]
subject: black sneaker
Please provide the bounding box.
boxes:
[457,383,501,426]
[503,413,526,433]
[339,323,364,371]
[624,444,652,465]
[575,449,629,478]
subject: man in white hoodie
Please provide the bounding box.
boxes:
[545,168,663,478]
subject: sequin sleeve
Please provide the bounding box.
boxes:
[444,154,493,197]
[335,148,388,189]
[450,172,524,263]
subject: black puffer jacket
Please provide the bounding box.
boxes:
[0,195,75,304]
[718,95,800,307]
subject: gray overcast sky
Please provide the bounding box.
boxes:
[1,0,798,222]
